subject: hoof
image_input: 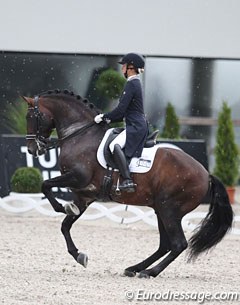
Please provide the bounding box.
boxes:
[124,269,136,277]
[138,271,150,279]
[64,202,80,215]
[77,252,88,268]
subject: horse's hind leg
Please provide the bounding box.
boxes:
[139,214,188,278]
[124,213,171,277]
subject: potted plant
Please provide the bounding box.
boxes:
[213,101,239,203]
[161,102,180,139]
[10,167,43,199]
[4,99,28,134]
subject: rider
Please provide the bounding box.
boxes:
[94,53,148,193]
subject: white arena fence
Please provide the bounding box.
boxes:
[0,193,240,235]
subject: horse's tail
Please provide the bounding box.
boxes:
[188,174,233,261]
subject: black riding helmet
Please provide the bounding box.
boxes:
[118,53,145,69]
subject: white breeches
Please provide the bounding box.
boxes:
[109,129,126,153]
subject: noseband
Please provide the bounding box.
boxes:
[26,95,96,152]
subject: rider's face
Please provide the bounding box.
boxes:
[121,64,127,75]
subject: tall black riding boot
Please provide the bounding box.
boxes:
[112,144,136,193]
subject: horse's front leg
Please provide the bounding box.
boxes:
[61,197,95,266]
[61,214,88,267]
[41,172,78,214]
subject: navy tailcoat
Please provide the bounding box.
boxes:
[103,75,148,158]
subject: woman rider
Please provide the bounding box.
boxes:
[94,53,148,193]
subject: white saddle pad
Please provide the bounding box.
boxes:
[97,128,181,174]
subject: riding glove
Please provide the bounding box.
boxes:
[94,114,111,124]
[94,114,104,123]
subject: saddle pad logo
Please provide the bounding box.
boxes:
[136,158,152,168]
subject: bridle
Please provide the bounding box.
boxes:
[26,95,96,153]
[25,96,52,153]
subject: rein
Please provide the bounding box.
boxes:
[47,121,96,150]
[26,95,96,151]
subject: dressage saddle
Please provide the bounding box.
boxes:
[103,128,159,169]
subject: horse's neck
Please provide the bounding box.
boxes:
[44,98,95,139]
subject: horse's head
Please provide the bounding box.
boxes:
[22,96,55,157]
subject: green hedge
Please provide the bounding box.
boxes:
[11,167,43,193]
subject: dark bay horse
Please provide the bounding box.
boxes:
[22,90,233,278]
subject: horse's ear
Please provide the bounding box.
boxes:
[21,96,34,106]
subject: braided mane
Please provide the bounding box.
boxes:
[38,89,101,114]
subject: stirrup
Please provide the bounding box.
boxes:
[119,179,136,193]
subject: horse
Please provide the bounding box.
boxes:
[22,89,233,278]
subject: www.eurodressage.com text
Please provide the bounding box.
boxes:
[125,289,240,303]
